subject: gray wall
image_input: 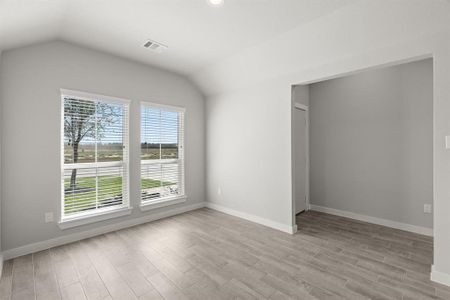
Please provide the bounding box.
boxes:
[309,59,433,228]
[206,80,293,228]
[0,50,2,256]
[292,85,309,106]
[0,41,205,251]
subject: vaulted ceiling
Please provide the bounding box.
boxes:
[0,0,357,76]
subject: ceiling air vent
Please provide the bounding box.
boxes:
[143,39,167,53]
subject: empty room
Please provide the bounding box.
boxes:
[1,1,450,300]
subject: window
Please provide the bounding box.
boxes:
[140,103,185,206]
[61,90,129,222]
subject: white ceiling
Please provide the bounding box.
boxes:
[0,0,356,76]
[193,0,450,95]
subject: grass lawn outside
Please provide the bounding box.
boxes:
[64,175,173,215]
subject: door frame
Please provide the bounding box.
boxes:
[293,102,310,214]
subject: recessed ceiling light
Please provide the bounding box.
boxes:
[207,0,224,7]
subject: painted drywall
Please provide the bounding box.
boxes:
[309,59,433,229]
[292,85,309,106]
[206,79,293,228]
[192,0,450,95]
[206,84,309,230]
[0,41,205,251]
[198,0,450,280]
[0,49,2,272]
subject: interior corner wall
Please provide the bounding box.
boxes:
[206,79,293,229]
[309,59,433,229]
[197,0,450,280]
[0,41,206,252]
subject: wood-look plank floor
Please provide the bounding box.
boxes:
[1,208,449,300]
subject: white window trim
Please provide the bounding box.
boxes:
[140,101,186,208]
[60,89,132,105]
[58,206,133,230]
[60,90,131,227]
[139,195,187,211]
[141,101,186,113]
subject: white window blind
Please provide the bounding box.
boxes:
[61,91,129,220]
[141,103,185,203]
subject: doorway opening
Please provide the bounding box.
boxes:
[292,100,309,216]
[291,58,433,238]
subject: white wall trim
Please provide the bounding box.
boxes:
[0,254,3,278]
[2,202,206,260]
[309,205,433,236]
[58,206,133,230]
[140,195,187,211]
[431,265,450,287]
[206,202,296,234]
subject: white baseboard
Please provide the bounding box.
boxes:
[2,202,206,260]
[309,205,433,236]
[206,202,296,234]
[431,265,450,286]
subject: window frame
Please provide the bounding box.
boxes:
[139,101,186,211]
[59,89,131,228]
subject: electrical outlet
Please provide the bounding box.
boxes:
[424,204,432,214]
[45,212,54,223]
[217,187,222,196]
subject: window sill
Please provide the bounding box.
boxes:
[58,206,133,230]
[139,195,187,212]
